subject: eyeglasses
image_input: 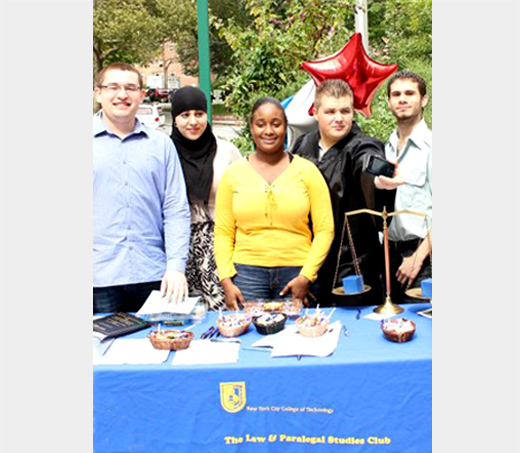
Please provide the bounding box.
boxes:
[97,83,141,94]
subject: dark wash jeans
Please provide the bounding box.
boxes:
[233,264,319,302]
[93,281,161,314]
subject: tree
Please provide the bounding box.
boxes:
[93,0,249,91]
[153,0,252,81]
[93,0,163,77]
[214,0,431,149]
[357,0,432,138]
[216,0,356,122]
[92,0,432,140]
[368,0,432,66]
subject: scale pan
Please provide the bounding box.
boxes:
[405,287,431,301]
[332,285,371,297]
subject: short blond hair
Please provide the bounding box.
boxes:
[314,79,353,110]
[96,62,144,88]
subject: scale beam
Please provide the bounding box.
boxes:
[339,207,431,315]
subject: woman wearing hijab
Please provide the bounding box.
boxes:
[170,86,241,310]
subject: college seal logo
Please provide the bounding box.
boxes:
[220,382,246,413]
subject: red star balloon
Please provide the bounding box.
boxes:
[301,33,398,117]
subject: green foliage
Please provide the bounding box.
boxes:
[93,0,432,144]
[231,129,255,157]
[217,0,355,122]
[369,0,432,65]
[154,0,252,78]
[216,0,431,148]
[356,57,432,142]
[212,104,232,116]
[93,0,163,74]
[93,0,249,82]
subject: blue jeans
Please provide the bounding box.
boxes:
[233,264,309,301]
[93,281,161,314]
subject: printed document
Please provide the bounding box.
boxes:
[94,338,169,365]
[171,340,240,365]
[252,321,342,358]
[136,290,199,316]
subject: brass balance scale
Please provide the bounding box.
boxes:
[331,207,432,315]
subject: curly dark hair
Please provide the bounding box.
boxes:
[386,70,427,98]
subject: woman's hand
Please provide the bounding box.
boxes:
[279,275,311,304]
[221,278,245,311]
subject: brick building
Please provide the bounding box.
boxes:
[137,42,198,89]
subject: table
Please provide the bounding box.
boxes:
[94,303,432,453]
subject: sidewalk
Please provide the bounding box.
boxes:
[213,115,244,126]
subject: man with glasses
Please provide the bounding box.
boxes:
[93,62,191,313]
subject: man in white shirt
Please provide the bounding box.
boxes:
[376,71,432,303]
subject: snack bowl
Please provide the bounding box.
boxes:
[148,329,194,350]
[263,301,285,313]
[243,299,303,319]
[295,315,330,338]
[381,318,416,343]
[253,313,287,335]
[217,313,252,338]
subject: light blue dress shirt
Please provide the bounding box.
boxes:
[385,119,432,242]
[93,113,191,287]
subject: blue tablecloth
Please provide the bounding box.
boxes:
[94,304,432,453]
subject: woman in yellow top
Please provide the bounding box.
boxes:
[214,97,334,310]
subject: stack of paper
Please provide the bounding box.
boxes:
[94,338,170,365]
[171,340,240,366]
[251,321,342,358]
[363,312,397,321]
[136,290,199,316]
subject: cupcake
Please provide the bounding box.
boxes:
[148,329,194,350]
[263,302,284,313]
[243,300,303,319]
[253,313,287,335]
[216,313,252,337]
[381,318,416,343]
[243,302,265,318]
[281,299,303,318]
[295,311,330,338]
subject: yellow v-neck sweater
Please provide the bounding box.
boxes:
[214,155,334,282]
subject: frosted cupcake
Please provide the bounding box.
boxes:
[148,329,194,350]
[381,318,416,343]
[216,313,252,337]
[253,313,287,335]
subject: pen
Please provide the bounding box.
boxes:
[209,328,220,339]
[200,326,215,340]
[206,327,217,339]
[101,339,115,356]
[210,338,241,344]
